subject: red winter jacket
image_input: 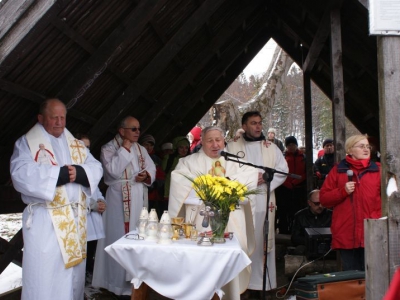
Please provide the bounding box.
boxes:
[320,159,381,249]
[282,150,306,189]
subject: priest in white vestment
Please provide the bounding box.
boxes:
[168,126,258,300]
[92,116,156,295]
[10,99,103,300]
[227,111,288,295]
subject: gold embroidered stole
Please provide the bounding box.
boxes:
[113,135,146,233]
[26,123,87,268]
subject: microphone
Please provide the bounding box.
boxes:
[347,170,353,182]
[347,169,354,203]
[218,150,244,159]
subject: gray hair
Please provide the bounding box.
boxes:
[118,116,137,129]
[201,126,225,140]
[39,98,66,115]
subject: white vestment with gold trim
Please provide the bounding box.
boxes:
[168,149,258,299]
[227,138,288,291]
[10,123,103,300]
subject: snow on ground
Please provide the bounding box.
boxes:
[0,213,23,294]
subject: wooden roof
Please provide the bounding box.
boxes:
[0,0,377,206]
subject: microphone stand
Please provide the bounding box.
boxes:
[222,155,300,300]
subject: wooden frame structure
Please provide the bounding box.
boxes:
[0,1,398,298]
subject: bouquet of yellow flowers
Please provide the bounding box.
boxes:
[183,173,260,212]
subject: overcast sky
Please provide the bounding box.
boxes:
[243,39,277,79]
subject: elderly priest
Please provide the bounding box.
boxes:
[168,126,258,300]
[10,98,103,300]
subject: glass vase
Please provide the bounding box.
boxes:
[210,209,230,243]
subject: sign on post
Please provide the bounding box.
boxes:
[369,0,400,35]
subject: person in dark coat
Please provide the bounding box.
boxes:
[291,189,332,254]
[267,128,285,152]
[313,138,335,188]
[140,134,166,218]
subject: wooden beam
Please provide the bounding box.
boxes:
[377,36,400,215]
[140,0,263,132]
[50,17,95,53]
[330,8,346,161]
[157,21,270,139]
[175,29,268,119]
[52,17,134,86]
[303,73,314,192]
[0,78,45,103]
[377,36,400,292]
[0,79,98,125]
[179,29,271,130]
[0,0,59,67]
[302,8,332,74]
[268,2,314,50]
[0,237,23,267]
[0,0,35,41]
[364,219,388,300]
[0,229,23,275]
[88,0,226,144]
[56,0,169,103]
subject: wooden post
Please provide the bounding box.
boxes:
[377,36,400,292]
[303,72,314,192]
[330,9,346,162]
[364,219,389,299]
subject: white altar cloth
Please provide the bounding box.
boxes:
[105,232,251,300]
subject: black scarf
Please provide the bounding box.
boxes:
[242,132,266,142]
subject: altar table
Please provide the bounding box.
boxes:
[105,232,251,300]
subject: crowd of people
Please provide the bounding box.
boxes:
[10,98,382,299]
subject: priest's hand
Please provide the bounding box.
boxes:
[135,171,148,182]
[122,138,133,151]
[67,165,76,182]
[257,172,265,186]
[97,201,106,213]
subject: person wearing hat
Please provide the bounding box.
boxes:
[140,134,166,218]
[275,135,307,234]
[189,123,202,153]
[162,136,190,202]
[313,138,335,188]
[159,142,174,159]
[267,128,284,152]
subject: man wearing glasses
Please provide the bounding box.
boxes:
[291,190,332,254]
[92,116,156,296]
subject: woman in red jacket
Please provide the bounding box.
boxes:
[320,134,381,271]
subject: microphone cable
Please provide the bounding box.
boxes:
[275,248,333,299]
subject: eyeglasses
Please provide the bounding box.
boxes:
[124,233,144,240]
[123,127,140,132]
[352,144,372,150]
[311,201,321,206]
